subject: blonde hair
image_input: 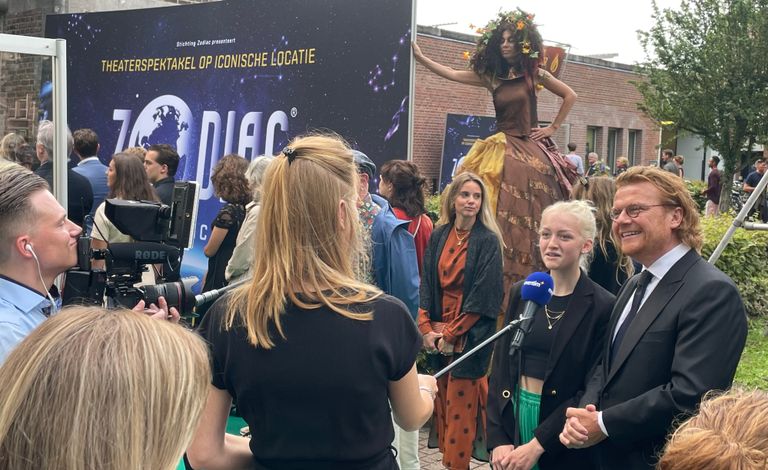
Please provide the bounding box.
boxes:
[658,389,768,470]
[540,200,596,270]
[439,172,504,251]
[572,176,634,278]
[0,307,210,470]
[0,133,25,160]
[226,133,381,349]
[123,146,147,161]
[615,166,703,252]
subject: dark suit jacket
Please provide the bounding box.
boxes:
[487,271,614,469]
[35,161,94,228]
[153,176,175,206]
[581,248,748,469]
[419,222,503,379]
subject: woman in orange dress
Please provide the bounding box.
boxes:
[418,172,504,470]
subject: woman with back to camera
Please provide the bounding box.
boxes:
[487,200,615,470]
[572,176,634,294]
[91,152,159,277]
[418,172,504,470]
[187,134,437,470]
[378,159,434,275]
[201,154,250,294]
[413,9,578,299]
[0,306,210,470]
[225,155,274,284]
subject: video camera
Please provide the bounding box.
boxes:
[63,181,200,315]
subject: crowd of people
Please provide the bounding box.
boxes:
[0,7,759,470]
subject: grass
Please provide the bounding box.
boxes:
[733,318,768,389]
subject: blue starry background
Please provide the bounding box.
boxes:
[45,0,414,288]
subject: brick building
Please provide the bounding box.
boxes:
[413,26,661,187]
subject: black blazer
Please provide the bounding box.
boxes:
[35,161,94,228]
[487,271,614,469]
[581,249,748,470]
[419,222,503,379]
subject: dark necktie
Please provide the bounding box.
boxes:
[610,270,653,364]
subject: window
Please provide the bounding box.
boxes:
[628,130,641,165]
[586,126,600,156]
[607,128,622,170]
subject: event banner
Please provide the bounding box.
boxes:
[46,0,413,288]
[439,113,497,192]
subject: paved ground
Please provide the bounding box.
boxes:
[418,426,488,470]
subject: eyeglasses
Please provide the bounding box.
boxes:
[609,203,679,220]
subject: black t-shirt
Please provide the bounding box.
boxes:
[521,294,571,380]
[199,292,421,470]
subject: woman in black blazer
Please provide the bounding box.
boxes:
[487,200,615,470]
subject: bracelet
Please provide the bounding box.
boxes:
[419,386,436,400]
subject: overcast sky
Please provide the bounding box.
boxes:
[416,0,683,65]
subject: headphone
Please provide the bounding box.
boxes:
[25,243,33,254]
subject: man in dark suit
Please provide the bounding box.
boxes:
[143,143,179,206]
[559,166,748,470]
[72,128,109,234]
[34,120,93,228]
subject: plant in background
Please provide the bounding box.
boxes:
[685,179,708,213]
[700,214,768,317]
[635,0,768,210]
[425,193,441,223]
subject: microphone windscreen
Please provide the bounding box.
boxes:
[520,272,555,306]
[108,242,179,263]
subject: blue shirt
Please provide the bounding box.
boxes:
[566,153,585,176]
[0,275,52,364]
[369,194,420,319]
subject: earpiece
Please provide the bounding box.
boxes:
[25,244,33,254]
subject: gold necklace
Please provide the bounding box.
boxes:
[454,226,470,246]
[544,305,565,330]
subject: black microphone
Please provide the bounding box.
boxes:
[107,242,180,264]
[510,272,555,354]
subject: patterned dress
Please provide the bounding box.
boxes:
[460,76,568,308]
[418,228,488,470]
[202,203,246,293]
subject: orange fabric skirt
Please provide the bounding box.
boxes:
[429,374,489,470]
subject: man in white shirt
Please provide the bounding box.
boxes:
[565,143,584,176]
[559,166,747,470]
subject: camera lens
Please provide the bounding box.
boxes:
[142,277,198,315]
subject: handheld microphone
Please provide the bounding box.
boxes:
[509,272,554,353]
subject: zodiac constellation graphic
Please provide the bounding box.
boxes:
[238,35,289,84]
[366,29,410,93]
[385,95,408,142]
[64,14,103,50]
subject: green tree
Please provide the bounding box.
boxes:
[636,0,768,206]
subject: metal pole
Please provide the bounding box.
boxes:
[709,171,768,265]
[52,39,68,208]
[407,0,417,161]
[434,317,523,379]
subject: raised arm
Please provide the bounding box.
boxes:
[412,41,488,88]
[530,69,578,141]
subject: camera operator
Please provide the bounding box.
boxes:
[0,165,177,364]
